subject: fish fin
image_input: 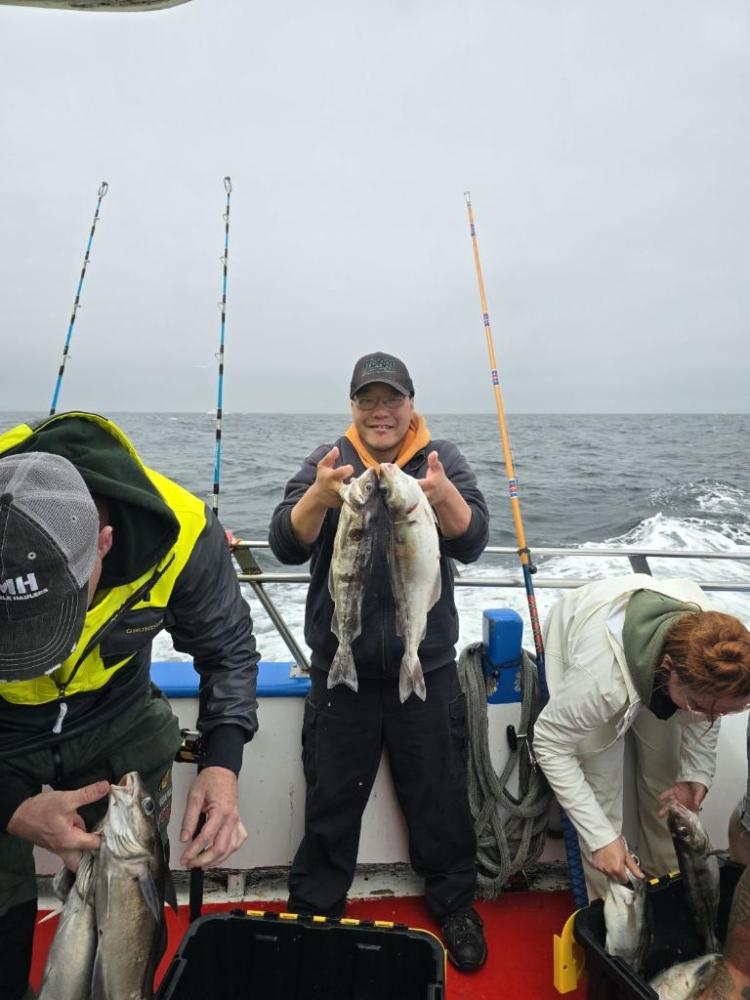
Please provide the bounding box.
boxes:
[37,904,63,925]
[328,643,359,691]
[330,604,340,639]
[138,870,163,924]
[328,646,359,692]
[399,655,426,703]
[91,944,106,1000]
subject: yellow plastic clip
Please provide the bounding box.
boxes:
[553,909,586,993]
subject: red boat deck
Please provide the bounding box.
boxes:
[32,890,588,999]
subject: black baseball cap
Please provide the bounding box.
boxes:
[0,452,99,681]
[349,352,415,399]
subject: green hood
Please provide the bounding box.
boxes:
[5,414,179,587]
[622,589,700,702]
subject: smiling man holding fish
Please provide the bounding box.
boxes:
[269,351,490,971]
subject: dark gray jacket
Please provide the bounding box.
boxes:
[269,436,489,677]
[0,414,259,780]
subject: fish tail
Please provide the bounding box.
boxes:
[328,645,359,693]
[399,655,426,703]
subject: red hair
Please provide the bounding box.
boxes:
[663,611,750,699]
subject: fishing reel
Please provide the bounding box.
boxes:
[175,728,203,765]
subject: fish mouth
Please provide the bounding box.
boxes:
[111,771,139,802]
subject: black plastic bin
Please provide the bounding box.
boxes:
[156,910,446,1000]
[573,862,744,999]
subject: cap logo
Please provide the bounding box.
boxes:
[361,357,397,376]
[0,573,46,600]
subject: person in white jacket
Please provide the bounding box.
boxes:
[534,574,750,899]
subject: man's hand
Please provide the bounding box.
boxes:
[658,781,708,816]
[6,782,110,865]
[291,447,355,545]
[179,766,247,869]
[416,451,471,539]
[309,447,354,509]
[591,836,644,885]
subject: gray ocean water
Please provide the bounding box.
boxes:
[4,411,750,660]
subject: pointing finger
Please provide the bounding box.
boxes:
[65,781,110,811]
[319,447,339,468]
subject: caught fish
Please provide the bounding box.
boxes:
[38,853,98,1000]
[328,466,382,692]
[604,869,648,972]
[668,802,721,953]
[379,462,441,703]
[92,771,175,1000]
[649,953,721,999]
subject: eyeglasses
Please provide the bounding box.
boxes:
[352,394,408,411]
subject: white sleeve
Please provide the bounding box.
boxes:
[533,664,632,853]
[676,717,721,788]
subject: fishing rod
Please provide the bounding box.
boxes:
[50,181,109,416]
[212,176,232,517]
[185,177,234,924]
[463,191,588,906]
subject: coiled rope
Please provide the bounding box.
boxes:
[458,643,551,898]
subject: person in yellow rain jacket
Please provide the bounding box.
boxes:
[0,412,259,1000]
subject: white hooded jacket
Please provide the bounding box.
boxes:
[534,574,720,853]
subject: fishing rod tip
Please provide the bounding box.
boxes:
[99,182,109,197]
[224,177,232,193]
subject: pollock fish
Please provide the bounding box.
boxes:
[668,802,721,954]
[379,462,441,703]
[328,467,382,692]
[38,853,98,1000]
[649,953,722,999]
[92,771,175,1000]
[603,869,648,972]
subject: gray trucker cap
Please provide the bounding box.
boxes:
[0,452,98,681]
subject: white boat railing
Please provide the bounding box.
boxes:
[234,540,750,592]
[231,541,750,669]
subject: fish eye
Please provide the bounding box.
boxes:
[142,796,155,816]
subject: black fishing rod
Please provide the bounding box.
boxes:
[50,181,108,415]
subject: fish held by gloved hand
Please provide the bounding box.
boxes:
[379,462,441,703]
[328,467,382,693]
[92,771,176,1000]
[667,802,721,954]
[603,867,648,972]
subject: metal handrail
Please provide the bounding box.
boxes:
[232,540,750,667]
[237,572,750,593]
[233,540,750,561]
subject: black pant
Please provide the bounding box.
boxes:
[288,663,476,920]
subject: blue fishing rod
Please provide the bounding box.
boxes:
[188,176,233,925]
[212,176,232,517]
[50,181,108,415]
[464,192,588,907]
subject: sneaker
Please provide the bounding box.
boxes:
[440,907,488,971]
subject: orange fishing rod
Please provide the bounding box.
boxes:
[463,192,589,906]
[463,191,547,696]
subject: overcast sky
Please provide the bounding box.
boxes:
[1,0,749,413]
